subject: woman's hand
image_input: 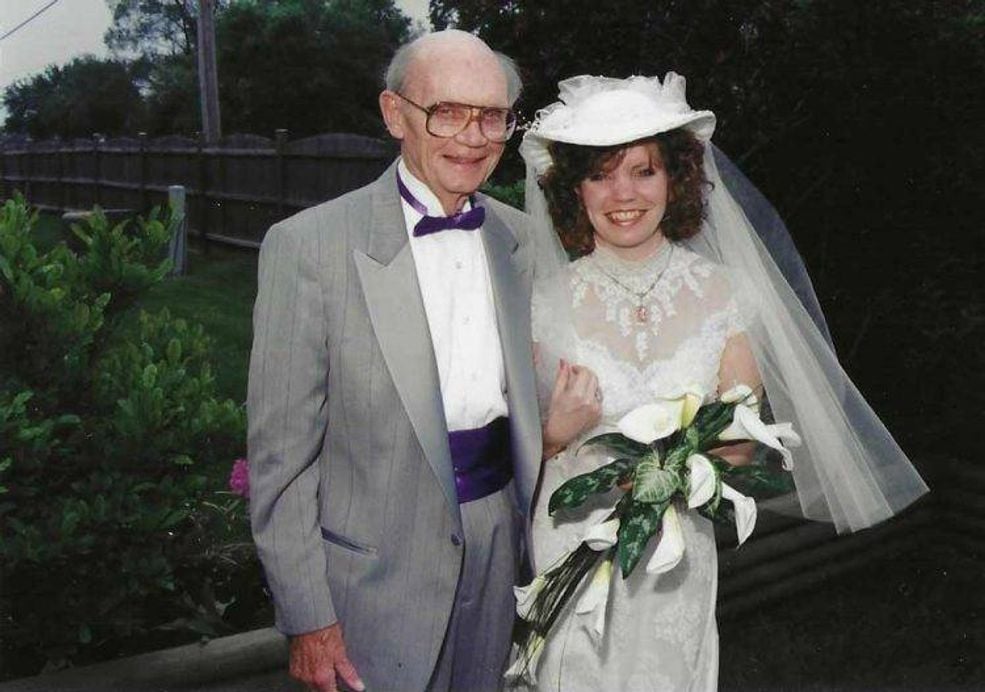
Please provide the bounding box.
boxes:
[542,359,602,460]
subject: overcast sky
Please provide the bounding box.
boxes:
[0,0,430,93]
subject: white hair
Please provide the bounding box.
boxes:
[384,30,523,105]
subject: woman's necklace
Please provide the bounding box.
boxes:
[593,246,674,323]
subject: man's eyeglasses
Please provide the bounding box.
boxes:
[394,92,517,143]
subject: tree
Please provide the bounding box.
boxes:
[434,0,985,453]
[1,57,145,138]
[104,0,213,58]
[100,0,413,138]
[216,0,412,137]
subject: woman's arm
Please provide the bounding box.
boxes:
[713,332,762,466]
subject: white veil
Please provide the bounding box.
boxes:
[521,74,928,533]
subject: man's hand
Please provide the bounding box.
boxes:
[289,623,365,692]
[542,359,602,459]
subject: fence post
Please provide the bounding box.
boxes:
[92,135,102,208]
[23,138,33,202]
[196,131,209,253]
[168,185,188,276]
[139,132,149,212]
[275,128,288,219]
[0,138,6,200]
[54,137,63,210]
[216,138,226,240]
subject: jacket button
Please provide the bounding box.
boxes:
[450,534,462,547]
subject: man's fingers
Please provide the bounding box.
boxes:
[309,669,337,692]
[336,656,366,692]
[289,625,357,692]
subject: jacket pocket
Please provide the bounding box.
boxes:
[320,526,378,555]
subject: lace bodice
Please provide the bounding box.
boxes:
[533,244,743,422]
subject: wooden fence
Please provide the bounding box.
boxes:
[0,131,398,248]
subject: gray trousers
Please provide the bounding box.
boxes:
[428,482,521,691]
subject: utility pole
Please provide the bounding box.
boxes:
[197,0,221,143]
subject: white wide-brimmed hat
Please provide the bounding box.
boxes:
[520,73,716,176]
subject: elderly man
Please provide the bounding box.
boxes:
[248,30,543,691]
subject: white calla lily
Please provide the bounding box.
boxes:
[645,504,686,574]
[594,592,608,640]
[721,482,757,545]
[720,383,756,405]
[686,454,717,508]
[719,404,802,470]
[514,575,547,621]
[680,386,705,428]
[576,557,615,641]
[618,399,685,443]
[576,556,613,615]
[582,518,620,551]
[504,635,545,685]
[720,383,760,415]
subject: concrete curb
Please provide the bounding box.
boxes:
[0,628,288,692]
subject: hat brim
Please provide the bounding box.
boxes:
[521,110,716,176]
[532,109,716,147]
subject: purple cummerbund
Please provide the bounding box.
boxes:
[448,416,513,504]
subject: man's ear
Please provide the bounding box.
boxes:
[379,91,405,140]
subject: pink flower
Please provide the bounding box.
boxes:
[229,458,250,499]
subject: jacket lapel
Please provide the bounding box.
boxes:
[479,201,542,515]
[353,165,461,529]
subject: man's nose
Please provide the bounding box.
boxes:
[455,110,488,146]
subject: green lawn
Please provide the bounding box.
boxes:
[135,240,257,404]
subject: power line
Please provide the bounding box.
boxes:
[0,0,62,42]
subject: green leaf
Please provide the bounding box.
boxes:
[633,455,679,504]
[692,402,737,447]
[724,464,796,497]
[578,432,651,458]
[141,364,158,388]
[617,499,667,577]
[78,623,92,644]
[166,337,182,364]
[548,457,637,515]
[160,508,190,529]
[0,254,13,282]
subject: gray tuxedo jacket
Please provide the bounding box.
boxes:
[247,161,543,689]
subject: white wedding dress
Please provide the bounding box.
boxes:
[528,242,744,692]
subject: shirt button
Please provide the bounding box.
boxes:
[455,261,463,270]
[450,534,462,547]
[463,316,471,325]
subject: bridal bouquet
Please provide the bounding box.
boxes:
[507,384,800,684]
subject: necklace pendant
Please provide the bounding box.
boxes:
[635,305,648,323]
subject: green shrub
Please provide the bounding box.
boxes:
[0,196,258,678]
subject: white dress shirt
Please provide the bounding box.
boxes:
[397,160,509,433]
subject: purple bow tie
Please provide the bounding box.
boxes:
[398,173,486,237]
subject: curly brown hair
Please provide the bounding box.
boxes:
[539,129,708,257]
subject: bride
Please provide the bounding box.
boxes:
[513,74,928,690]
